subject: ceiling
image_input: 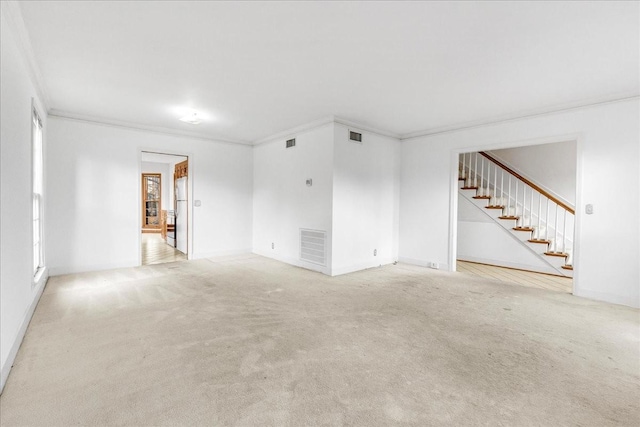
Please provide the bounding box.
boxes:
[18,1,639,144]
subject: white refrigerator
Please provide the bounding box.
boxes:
[175,177,188,254]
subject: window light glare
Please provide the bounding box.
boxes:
[179,112,202,124]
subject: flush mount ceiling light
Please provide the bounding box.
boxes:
[179,111,202,124]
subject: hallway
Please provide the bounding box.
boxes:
[141,233,186,265]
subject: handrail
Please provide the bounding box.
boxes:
[478,151,575,215]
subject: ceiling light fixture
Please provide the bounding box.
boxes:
[179,111,202,124]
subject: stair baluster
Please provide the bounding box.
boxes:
[474,153,478,188]
[529,186,534,228]
[562,210,567,254]
[493,163,498,206]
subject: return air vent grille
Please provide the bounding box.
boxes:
[349,131,362,143]
[300,229,326,266]
[286,138,296,148]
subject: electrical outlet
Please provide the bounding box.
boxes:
[271,242,274,249]
[429,262,439,269]
[373,249,377,256]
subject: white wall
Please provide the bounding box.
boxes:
[0,6,49,392]
[252,123,334,274]
[46,118,253,274]
[141,161,170,212]
[331,124,400,275]
[400,99,640,308]
[488,140,576,206]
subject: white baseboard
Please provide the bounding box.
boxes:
[456,255,559,275]
[398,257,451,272]
[330,258,396,276]
[252,249,330,275]
[192,248,253,260]
[573,288,639,309]
[48,261,139,276]
[1,269,48,394]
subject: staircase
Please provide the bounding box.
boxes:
[459,151,574,277]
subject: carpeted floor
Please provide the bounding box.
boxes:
[1,254,638,426]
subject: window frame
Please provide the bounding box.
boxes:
[32,104,45,280]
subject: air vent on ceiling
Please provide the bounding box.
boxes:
[286,138,296,148]
[300,229,326,266]
[349,131,362,143]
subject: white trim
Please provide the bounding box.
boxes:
[48,110,252,147]
[572,288,639,309]
[572,134,585,302]
[333,116,401,140]
[330,259,396,277]
[0,269,48,394]
[252,249,331,276]
[0,1,50,110]
[254,115,401,146]
[48,262,139,276]
[138,149,194,264]
[397,257,451,272]
[254,116,336,145]
[400,94,640,141]
[191,248,254,260]
[447,134,579,293]
[457,256,561,277]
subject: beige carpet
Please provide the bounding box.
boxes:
[1,254,638,426]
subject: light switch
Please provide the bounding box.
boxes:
[585,204,593,214]
[194,200,202,207]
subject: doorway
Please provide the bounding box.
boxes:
[454,141,576,294]
[140,151,189,266]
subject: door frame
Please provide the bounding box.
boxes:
[448,132,582,294]
[138,149,193,265]
[141,173,162,232]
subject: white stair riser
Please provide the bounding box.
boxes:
[544,255,569,269]
[525,241,549,255]
[511,231,532,242]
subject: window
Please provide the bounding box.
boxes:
[32,108,44,276]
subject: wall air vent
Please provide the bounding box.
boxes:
[349,131,362,143]
[286,138,296,148]
[300,229,326,266]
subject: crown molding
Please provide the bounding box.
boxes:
[400,92,640,141]
[48,110,253,147]
[254,115,401,145]
[1,1,51,110]
[333,116,401,140]
[254,116,336,145]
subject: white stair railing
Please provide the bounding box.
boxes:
[459,151,575,267]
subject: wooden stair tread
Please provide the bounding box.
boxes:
[460,186,478,190]
[472,196,491,199]
[528,239,550,244]
[513,227,534,232]
[561,265,573,270]
[498,216,519,220]
[544,252,569,258]
[485,205,504,209]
